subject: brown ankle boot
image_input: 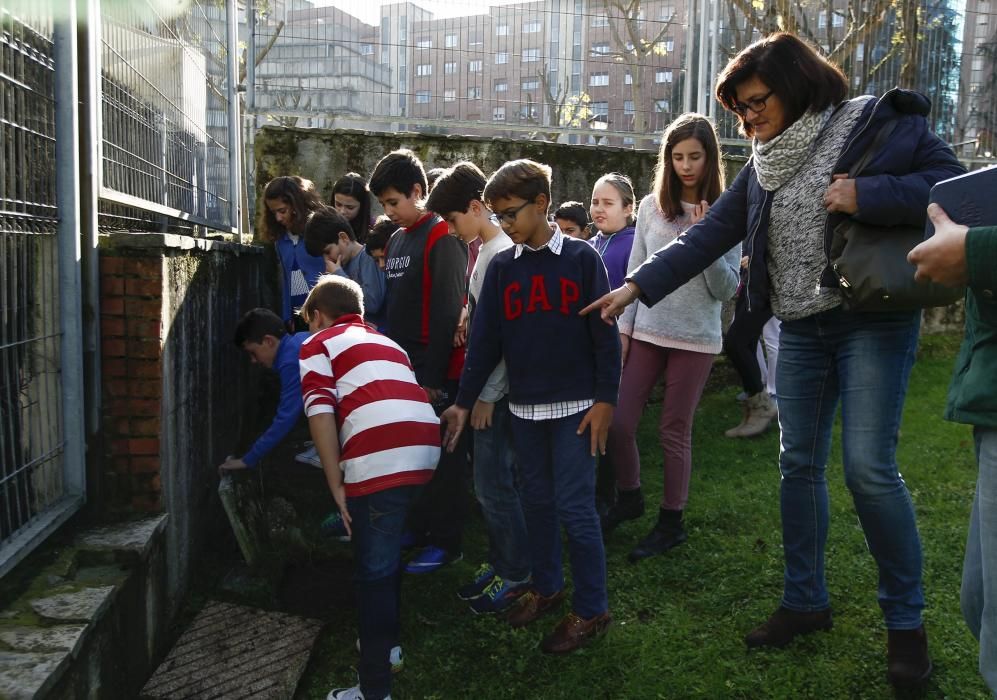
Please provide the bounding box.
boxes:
[744,606,833,648]
[887,626,932,687]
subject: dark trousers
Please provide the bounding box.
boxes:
[348,485,421,700]
[406,379,469,553]
[723,294,772,396]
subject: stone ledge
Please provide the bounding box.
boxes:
[0,651,70,700]
[75,515,169,566]
[99,232,264,256]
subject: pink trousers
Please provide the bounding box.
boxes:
[607,338,714,510]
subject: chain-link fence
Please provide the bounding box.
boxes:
[0,4,80,576]
[247,0,994,155]
[97,0,238,233]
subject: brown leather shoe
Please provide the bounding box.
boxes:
[744,606,833,648]
[540,611,612,654]
[887,625,932,688]
[506,589,565,628]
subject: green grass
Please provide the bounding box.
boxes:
[295,333,988,699]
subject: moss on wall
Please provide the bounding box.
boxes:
[254,127,748,241]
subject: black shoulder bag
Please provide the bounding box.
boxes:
[828,121,964,312]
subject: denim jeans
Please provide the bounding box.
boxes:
[348,485,421,700]
[777,306,924,629]
[511,412,608,619]
[473,397,530,582]
[962,427,997,697]
[406,379,468,553]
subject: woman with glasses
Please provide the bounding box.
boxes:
[582,32,963,688]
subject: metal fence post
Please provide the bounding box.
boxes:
[227,0,242,240]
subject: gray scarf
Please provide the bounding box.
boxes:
[752,108,833,192]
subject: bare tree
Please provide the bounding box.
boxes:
[535,62,593,138]
[600,0,677,134]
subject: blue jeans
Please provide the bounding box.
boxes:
[511,412,608,619]
[962,427,997,697]
[347,485,420,700]
[473,398,530,582]
[777,307,924,629]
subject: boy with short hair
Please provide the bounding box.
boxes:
[554,201,591,240]
[365,216,396,271]
[368,149,469,573]
[441,159,621,654]
[304,207,386,320]
[218,308,312,472]
[300,275,440,700]
[426,162,531,614]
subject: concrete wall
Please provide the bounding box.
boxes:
[254,126,749,229]
[99,234,268,615]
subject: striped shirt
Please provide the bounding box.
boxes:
[299,314,440,497]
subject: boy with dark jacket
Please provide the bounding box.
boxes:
[368,149,469,573]
[442,159,621,654]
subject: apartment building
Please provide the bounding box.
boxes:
[958,0,997,157]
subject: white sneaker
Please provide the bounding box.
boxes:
[295,445,322,468]
[326,687,392,700]
[355,638,404,673]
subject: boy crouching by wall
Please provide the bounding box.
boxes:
[299,275,440,700]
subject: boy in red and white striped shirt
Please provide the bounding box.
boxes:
[300,274,439,700]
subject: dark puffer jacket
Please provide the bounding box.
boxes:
[629,89,966,314]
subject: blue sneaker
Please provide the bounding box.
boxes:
[319,511,351,542]
[404,545,462,574]
[457,564,495,600]
[468,577,530,615]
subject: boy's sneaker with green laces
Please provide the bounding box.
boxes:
[469,577,530,615]
[457,564,495,600]
[319,510,351,542]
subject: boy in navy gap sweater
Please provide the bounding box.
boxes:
[442,159,621,654]
[368,149,470,573]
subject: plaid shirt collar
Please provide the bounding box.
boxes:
[513,224,563,259]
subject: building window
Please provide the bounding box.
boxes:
[416,64,432,76]
[416,37,432,49]
[445,61,457,74]
[818,12,845,28]
[496,52,509,64]
[589,72,609,86]
[624,72,632,85]
[444,88,456,102]
[655,70,673,83]
[523,48,540,62]
[496,24,509,36]
[493,106,506,121]
[468,86,482,99]
[469,59,482,72]
[521,78,539,90]
[660,5,675,20]
[855,42,864,61]
[415,90,431,103]
[445,34,458,48]
[524,20,541,33]
[655,38,674,53]
[655,99,670,112]
[591,13,608,27]
[495,79,508,92]
[520,104,538,119]
[591,42,610,55]
[360,43,374,55]
[623,100,634,115]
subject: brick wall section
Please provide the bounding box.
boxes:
[100,254,165,515]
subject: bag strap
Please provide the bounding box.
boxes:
[848,120,898,178]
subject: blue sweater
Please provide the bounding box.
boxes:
[242,332,308,467]
[275,233,326,322]
[456,236,621,409]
